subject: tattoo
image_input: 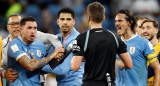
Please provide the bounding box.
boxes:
[32,57,52,69]
[18,55,52,71]
[18,55,33,70]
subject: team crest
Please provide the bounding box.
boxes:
[130,47,135,54]
[37,50,41,57]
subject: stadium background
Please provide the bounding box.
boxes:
[0,0,160,39]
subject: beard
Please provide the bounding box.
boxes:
[148,34,154,41]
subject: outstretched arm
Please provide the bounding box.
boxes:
[42,53,73,75]
[36,31,62,48]
[18,46,64,71]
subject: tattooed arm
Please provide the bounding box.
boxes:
[18,46,64,71]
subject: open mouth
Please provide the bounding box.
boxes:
[62,26,69,29]
[30,35,35,39]
[116,26,121,33]
[143,33,149,38]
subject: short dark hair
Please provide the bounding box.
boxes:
[58,7,75,19]
[20,16,37,26]
[117,9,136,33]
[7,14,22,24]
[87,2,105,23]
[141,19,159,29]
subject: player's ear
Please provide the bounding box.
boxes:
[88,16,90,22]
[102,16,105,22]
[57,19,59,25]
[155,28,158,34]
[73,19,75,25]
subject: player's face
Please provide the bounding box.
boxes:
[21,21,37,44]
[57,13,75,34]
[115,14,129,36]
[141,22,157,41]
[135,19,144,36]
[7,16,21,39]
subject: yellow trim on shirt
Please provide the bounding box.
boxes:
[154,42,160,56]
[0,36,3,86]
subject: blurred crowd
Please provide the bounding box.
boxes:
[0,0,160,39]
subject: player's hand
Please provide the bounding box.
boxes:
[4,68,18,82]
[51,46,65,61]
[29,52,37,62]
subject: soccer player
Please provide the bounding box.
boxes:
[115,9,159,86]
[2,14,62,85]
[71,2,132,86]
[7,16,64,86]
[135,16,160,56]
[135,17,149,36]
[42,7,84,86]
[141,19,160,86]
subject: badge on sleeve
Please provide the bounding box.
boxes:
[37,50,41,57]
[130,47,135,54]
[11,44,19,53]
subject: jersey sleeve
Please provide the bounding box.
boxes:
[143,41,155,57]
[1,39,8,77]
[8,40,28,61]
[72,34,85,57]
[116,36,127,54]
[143,40,157,63]
[36,31,62,48]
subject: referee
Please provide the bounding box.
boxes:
[71,2,133,86]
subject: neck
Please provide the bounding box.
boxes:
[21,36,33,45]
[151,36,158,46]
[10,35,16,40]
[89,22,102,29]
[121,28,135,41]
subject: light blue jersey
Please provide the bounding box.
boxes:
[42,28,84,86]
[116,35,154,86]
[8,37,46,86]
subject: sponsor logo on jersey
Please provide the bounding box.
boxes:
[130,47,135,54]
[37,50,41,57]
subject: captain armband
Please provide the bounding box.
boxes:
[147,52,158,64]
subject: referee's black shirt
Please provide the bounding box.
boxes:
[73,28,127,83]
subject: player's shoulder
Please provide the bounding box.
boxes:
[133,35,149,43]
[76,31,87,40]
[9,37,21,45]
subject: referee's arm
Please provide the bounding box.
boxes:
[116,52,133,69]
[71,56,83,71]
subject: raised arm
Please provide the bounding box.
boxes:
[36,31,62,48]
